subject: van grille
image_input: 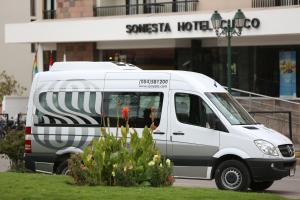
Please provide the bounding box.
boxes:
[278,144,294,157]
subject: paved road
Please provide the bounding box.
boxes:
[174,167,300,199]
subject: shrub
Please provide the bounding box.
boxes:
[69,126,174,187]
[0,70,26,102]
[68,153,88,185]
[0,129,25,171]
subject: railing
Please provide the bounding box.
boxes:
[43,10,56,19]
[226,87,300,143]
[252,0,300,8]
[94,0,198,17]
[249,111,293,141]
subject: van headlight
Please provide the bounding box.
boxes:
[254,140,279,156]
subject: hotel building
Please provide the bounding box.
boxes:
[4,0,300,98]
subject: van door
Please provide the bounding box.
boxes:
[169,91,222,179]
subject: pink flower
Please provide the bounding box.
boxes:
[167,176,175,185]
[122,106,129,121]
[81,164,87,171]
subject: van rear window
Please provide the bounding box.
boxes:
[34,91,102,126]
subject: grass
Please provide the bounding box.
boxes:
[0,172,291,200]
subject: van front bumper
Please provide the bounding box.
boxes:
[246,158,296,182]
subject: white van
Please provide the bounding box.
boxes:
[25,62,296,191]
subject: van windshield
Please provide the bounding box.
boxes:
[205,92,257,125]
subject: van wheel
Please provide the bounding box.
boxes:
[215,160,250,191]
[57,160,70,175]
[250,181,273,191]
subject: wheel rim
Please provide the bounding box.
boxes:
[61,167,70,176]
[221,167,242,190]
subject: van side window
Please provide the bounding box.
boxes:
[175,93,227,132]
[103,92,163,128]
[34,91,102,126]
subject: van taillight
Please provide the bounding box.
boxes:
[25,127,31,135]
[24,127,32,154]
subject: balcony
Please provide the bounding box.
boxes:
[252,0,300,8]
[94,0,199,17]
[43,10,56,19]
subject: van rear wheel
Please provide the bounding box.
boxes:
[57,160,70,175]
[215,160,250,191]
[250,181,273,191]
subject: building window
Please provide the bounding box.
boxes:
[102,48,175,70]
[43,0,56,19]
[31,43,36,53]
[30,0,36,17]
[43,51,56,71]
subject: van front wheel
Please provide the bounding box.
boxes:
[215,160,250,191]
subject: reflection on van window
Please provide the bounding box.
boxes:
[206,93,257,125]
[175,93,221,130]
[103,92,163,128]
[34,91,102,126]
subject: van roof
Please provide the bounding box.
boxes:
[36,62,226,93]
[50,61,141,71]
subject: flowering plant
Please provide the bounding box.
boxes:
[69,126,174,187]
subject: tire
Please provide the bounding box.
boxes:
[215,160,251,191]
[56,160,70,175]
[250,181,273,191]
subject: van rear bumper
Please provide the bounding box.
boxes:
[246,158,296,182]
[24,153,56,173]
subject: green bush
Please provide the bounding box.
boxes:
[69,126,174,187]
[0,129,25,171]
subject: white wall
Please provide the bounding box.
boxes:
[6,7,300,44]
[0,0,35,96]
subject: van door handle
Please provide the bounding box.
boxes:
[173,132,185,135]
[153,132,165,135]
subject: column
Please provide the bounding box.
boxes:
[37,43,44,72]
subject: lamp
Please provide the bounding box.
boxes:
[210,9,246,93]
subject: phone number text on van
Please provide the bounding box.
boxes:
[139,79,168,88]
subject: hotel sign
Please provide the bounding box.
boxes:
[126,18,260,34]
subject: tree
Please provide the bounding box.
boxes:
[0,70,26,103]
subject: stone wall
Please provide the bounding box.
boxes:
[56,0,96,19]
[237,98,300,145]
[56,42,96,62]
[55,0,97,62]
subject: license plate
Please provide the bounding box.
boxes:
[290,168,295,176]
